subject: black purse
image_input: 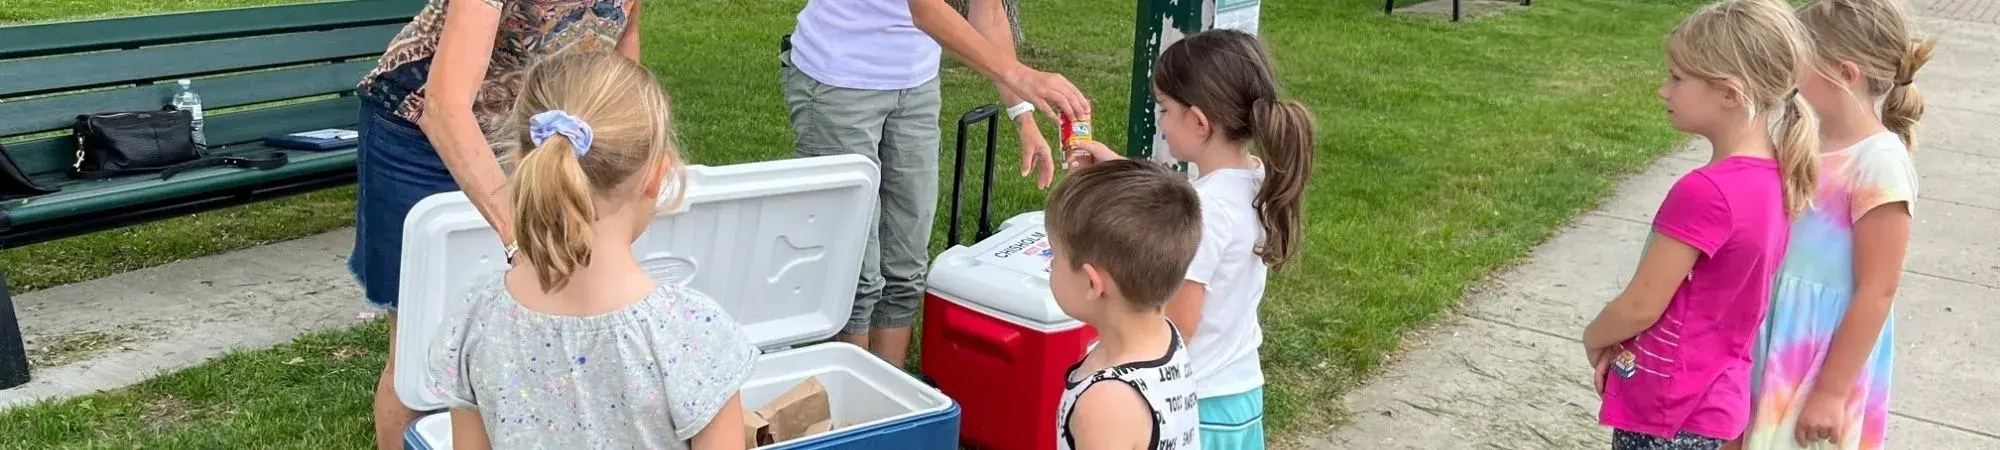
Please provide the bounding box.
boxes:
[70,108,287,181]
[70,108,204,179]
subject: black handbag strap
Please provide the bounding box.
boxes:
[73,151,289,181]
[0,142,60,199]
[159,151,288,181]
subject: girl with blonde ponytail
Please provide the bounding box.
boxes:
[1579,1,1815,448]
[1741,0,1931,448]
[426,51,758,450]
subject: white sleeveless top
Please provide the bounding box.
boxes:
[1056,321,1202,450]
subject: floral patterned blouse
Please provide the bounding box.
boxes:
[357,0,634,148]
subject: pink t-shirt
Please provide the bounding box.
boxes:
[1599,156,1790,440]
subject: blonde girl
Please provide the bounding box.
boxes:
[426,51,758,450]
[1581,0,1819,448]
[1740,0,1932,448]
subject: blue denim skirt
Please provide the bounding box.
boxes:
[350,100,461,310]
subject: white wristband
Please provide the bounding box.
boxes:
[1005,101,1035,120]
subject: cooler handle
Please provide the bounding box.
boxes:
[946,103,1000,249]
[945,312,1022,364]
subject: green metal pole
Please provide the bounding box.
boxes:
[1126,0,1208,161]
[1126,0,1163,160]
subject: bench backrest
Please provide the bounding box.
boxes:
[0,0,421,179]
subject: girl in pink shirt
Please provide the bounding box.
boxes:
[1582,0,1822,448]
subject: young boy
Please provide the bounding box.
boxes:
[1045,160,1203,450]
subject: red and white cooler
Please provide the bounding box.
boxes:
[921,211,1097,450]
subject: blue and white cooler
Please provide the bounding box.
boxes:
[393,154,959,449]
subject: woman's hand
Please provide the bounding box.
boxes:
[1000,67,1090,123]
[908,0,1091,122]
[1016,118,1056,189]
[1066,140,1125,169]
[1794,390,1847,446]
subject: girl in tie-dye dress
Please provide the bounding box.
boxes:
[1743,0,1930,448]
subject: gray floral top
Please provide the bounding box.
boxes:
[428,274,759,448]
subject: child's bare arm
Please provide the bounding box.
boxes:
[1175,198,1237,344]
[1802,204,1908,409]
[1165,281,1207,344]
[1582,236,1700,350]
[1069,382,1153,450]
[689,393,748,450]
[451,408,492,450]
[1585,172,1721,352]
[1067,140,1126,169]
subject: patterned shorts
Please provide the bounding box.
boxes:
[1612,430,1724,450]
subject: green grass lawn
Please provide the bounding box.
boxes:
[0,0,1705,447]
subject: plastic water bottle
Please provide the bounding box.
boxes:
[171,79,207,148]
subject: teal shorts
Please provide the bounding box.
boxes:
[1198,387,1266,449]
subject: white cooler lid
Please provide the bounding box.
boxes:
[926,211,1083,329]
[392,154,880,412]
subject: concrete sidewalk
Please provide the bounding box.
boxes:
[0,231,366,408]
[1310,11,2000,450]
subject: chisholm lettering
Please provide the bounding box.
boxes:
[992,231,1047,258]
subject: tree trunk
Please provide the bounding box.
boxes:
[945,0,1025,45]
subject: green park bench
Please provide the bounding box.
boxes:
[0,0,422,390]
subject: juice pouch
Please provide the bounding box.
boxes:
[1060,114,1093,150]
[1060,113,1096,167]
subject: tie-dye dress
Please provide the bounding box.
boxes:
[1745,131,1918,450]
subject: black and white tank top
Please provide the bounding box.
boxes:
[1056,321,1201,450]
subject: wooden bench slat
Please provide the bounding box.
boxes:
[0,60,377,138]
[0,1,421,60]
[0,23,402,98]
[4,97,361,177]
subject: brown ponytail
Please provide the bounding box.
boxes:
[1881,38,1933,150]
[503,51,684,293]
[512,135,599,292]
[1774,92,1821,217]
[1251,98,1314,269]
[1153,28,1316,270]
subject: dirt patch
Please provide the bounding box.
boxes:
[138,395,196,431]
[26,328,143,367]
[329,346,366,363]
[134,393,235,433]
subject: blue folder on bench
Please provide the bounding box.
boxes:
[264,128,360,151]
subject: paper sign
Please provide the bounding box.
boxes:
[290,128,359,140]
[1143,0,1260,180]
[975,227,1055,278]
[1215,0,1260,35]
